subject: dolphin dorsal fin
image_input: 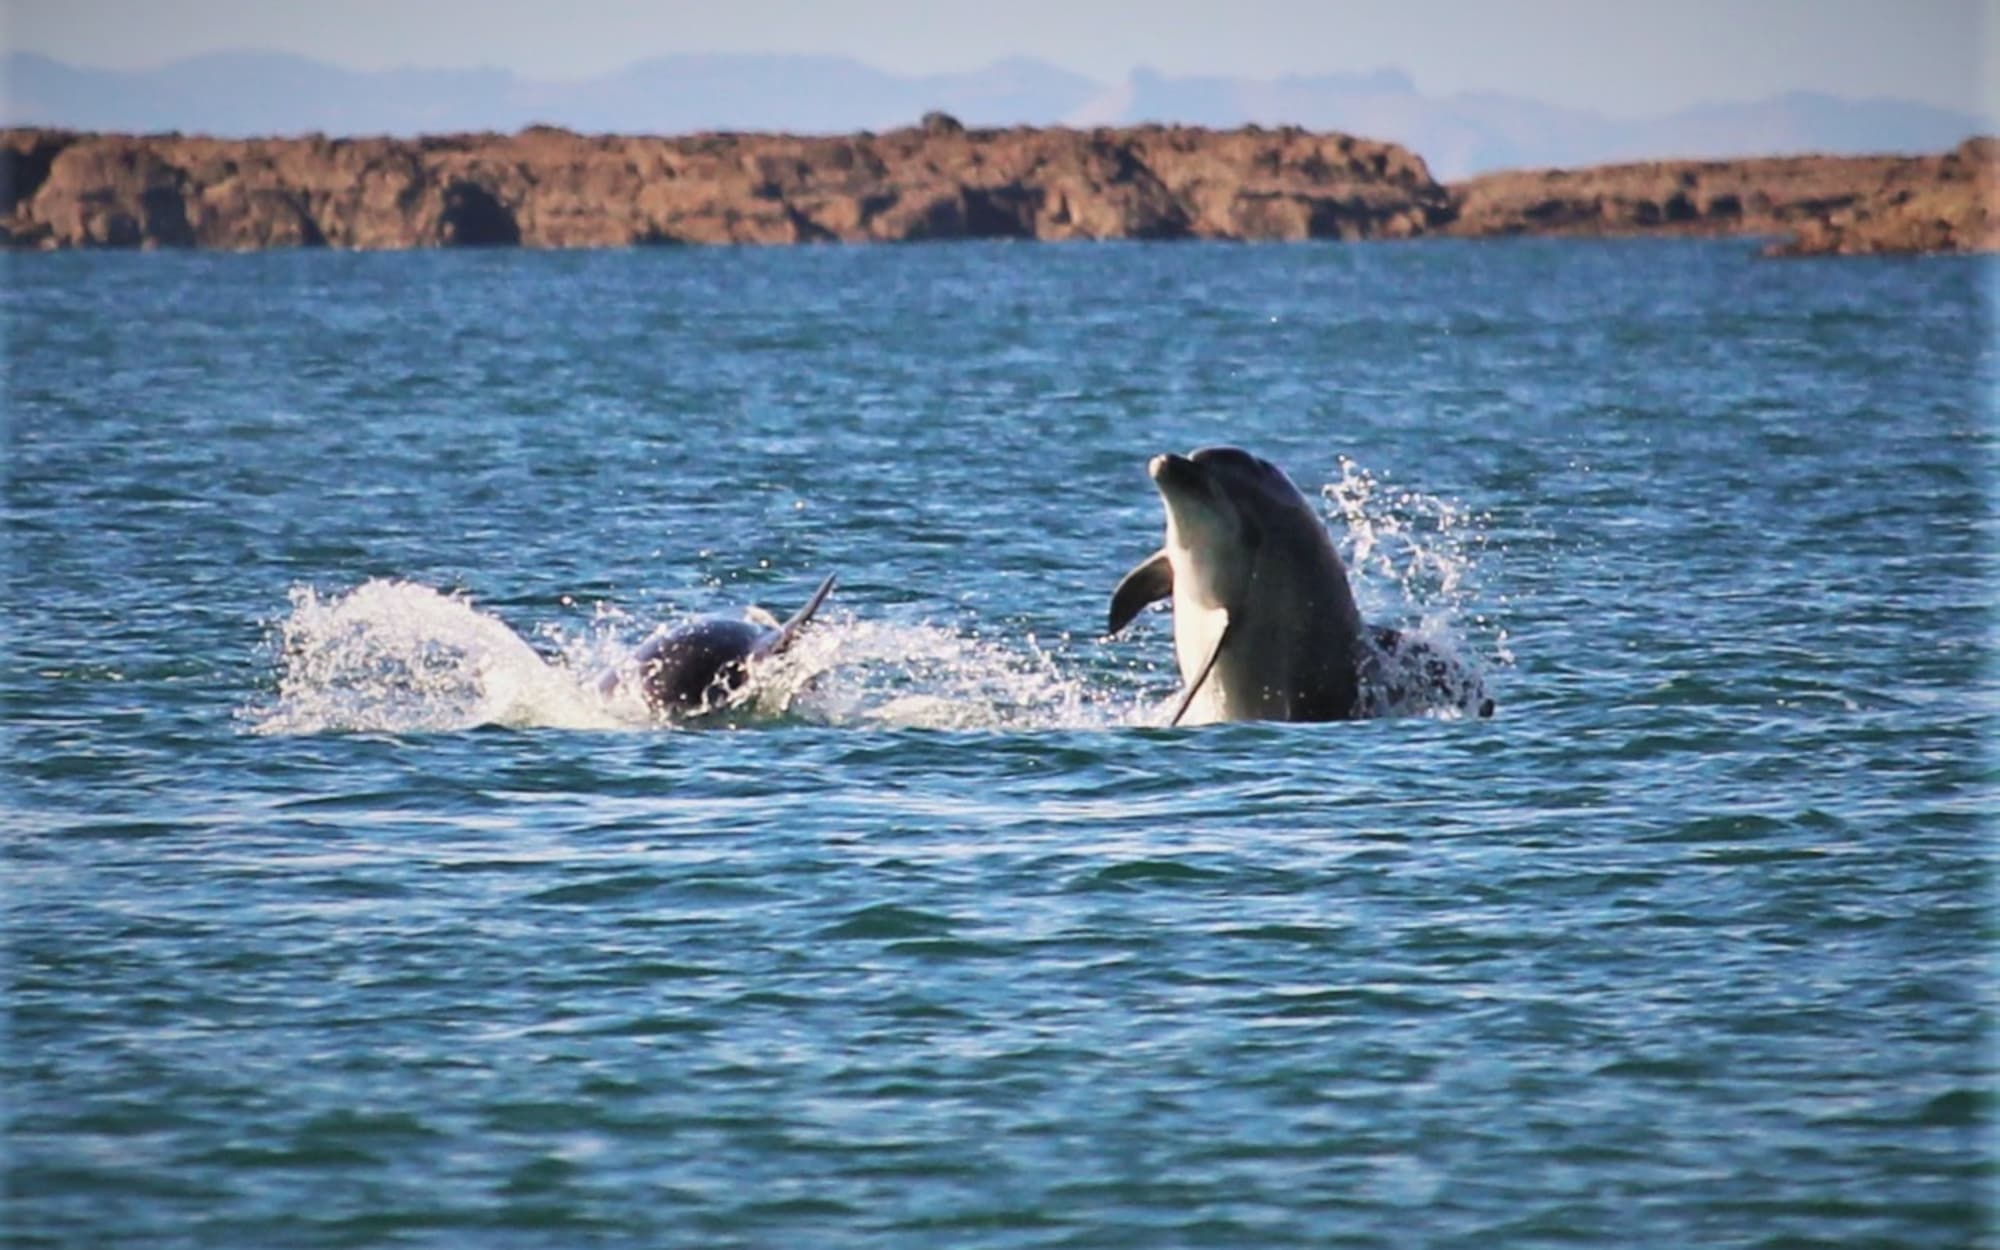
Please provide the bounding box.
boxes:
[767,573,837,655]
[1107,550,1173,637]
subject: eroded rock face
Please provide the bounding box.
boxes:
[1759,138,1996,257]
[1444,140,1997,255]
[5,124,1988,254]
[0,122,1451,250]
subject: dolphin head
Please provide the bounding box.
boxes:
[1149,446,1307,603]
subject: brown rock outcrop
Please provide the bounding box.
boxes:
[1760,138,1996,256]
[5,122,1989,255]
[0,121,1451,250]
[1444,139,1997,255]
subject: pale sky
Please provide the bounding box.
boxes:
[4,0,1994,121]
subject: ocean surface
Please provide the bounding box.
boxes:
[5,239,1993,1248]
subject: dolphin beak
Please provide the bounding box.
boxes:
[1149,452,1200,491]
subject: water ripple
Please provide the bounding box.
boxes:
[5,241,1990,1250]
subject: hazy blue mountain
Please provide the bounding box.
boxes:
[916,55,1104,128]
[0,49,1100,138]
[1622,91,1994,165]
[2,50,521,135]
[0,50,1983,177]
[1082,68,1987,177]
[510,53,1101,134]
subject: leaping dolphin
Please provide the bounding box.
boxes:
[1107,448,1492,725]
[601,573,836,717]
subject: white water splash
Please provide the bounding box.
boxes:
[248,581,629,736]
[766,614,1145,731]
[246,580,1145,736]
[1322,457,1508,718]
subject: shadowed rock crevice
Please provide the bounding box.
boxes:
[139,182,194,245]
[437,180,519,246]
[960,185,1035,239]
[3,131,72,212]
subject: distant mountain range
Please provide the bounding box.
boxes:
[2,50,1987,179]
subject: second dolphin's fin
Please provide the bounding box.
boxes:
[766,573,837,656]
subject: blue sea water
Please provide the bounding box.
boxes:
[4,239,1994,1248]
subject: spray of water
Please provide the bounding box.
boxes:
[760,614,1142,731]
[245,582,1147,736]
[247,581,625,736]
[1323,457,1508,718]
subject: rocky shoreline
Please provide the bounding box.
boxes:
[1448,139,1995,256]
[2,118,1991,256]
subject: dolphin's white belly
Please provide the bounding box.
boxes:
[1170,588,1231,726]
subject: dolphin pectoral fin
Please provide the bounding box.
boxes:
[1168,611,1231,728]
[1107,550,1173,636]
[768,573,837,655]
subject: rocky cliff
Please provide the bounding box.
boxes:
[1,120,1990,255]
[1757,138,1995,256]
[1442,137,1996,255]
[0,116,1446,250]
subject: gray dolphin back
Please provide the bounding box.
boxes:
[638,617,770,712]
[617,572,838,716]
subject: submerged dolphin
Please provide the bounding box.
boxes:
[1107,447,1491,725]
[601,573,836,717]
